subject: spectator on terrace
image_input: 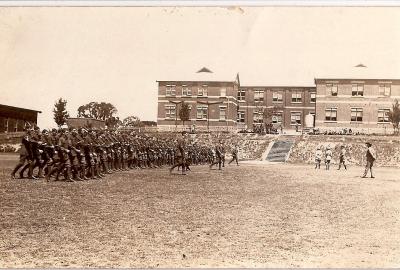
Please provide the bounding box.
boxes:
[362,142,376,179]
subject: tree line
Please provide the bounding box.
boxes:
[52,98,154,129]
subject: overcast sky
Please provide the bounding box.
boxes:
[1,6,400,128]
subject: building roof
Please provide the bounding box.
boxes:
[157,67,239,83]
[0,104,42,113]
[314,64,400,82]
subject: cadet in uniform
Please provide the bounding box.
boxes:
[228,145,239,166]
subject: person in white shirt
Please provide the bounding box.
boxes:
[325,145,333,170]
[315,146,323,169]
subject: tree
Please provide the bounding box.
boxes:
[122,116,142,127]
[105,116,121,129]
[179,102,191,127]
[77,102,118,127]
[53,98,70,127]
[388,99,400,135]
[263,105,283,133]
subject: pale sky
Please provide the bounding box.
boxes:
[1,6,400,128]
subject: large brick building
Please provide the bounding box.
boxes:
[157,68,240,132]
[157,68,316,132]
[0,104,41,133]
[315,78,400,134]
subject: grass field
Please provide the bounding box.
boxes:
[1,154,400,267]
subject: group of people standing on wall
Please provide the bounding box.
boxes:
[314,142,376,178]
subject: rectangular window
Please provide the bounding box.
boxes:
[352,84,364,96]
[272,92,283,102]
[182,85,192,96]
[238,89,246,101]
[198,85,208,96]
[165,105,176,119]
[254,90,264,102]
[325,108,337,122]
[14,119,18,132]
[219,106,226,120]
[237,111,245,123]
[378,84,391,96]
[196,105,208,119]
[253,110,263,124]
[378,109,390,123]
[290,112,301,125]
[291,92,302,103]
[310,93,316,103]
[220,88,226,97]
[351,108,363,122]
[166,84,176,96]
[272,112,283,124]
[326,83,338,96]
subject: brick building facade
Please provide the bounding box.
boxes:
[237,86,316,131]
[157,68,315,132]
[157,69,240,132]
[315,78,400,134]
[0,104,41,133]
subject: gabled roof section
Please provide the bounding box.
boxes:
[197,67,213,73]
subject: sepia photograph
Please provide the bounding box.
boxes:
[1,1,400,268]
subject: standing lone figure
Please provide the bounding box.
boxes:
[362,142,376,178]
[228,145,239,166]
[337,145,347,170]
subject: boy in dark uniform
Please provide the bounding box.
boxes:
[209,143,222,170]
[228,145,239,166]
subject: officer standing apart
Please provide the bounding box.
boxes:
[337,145,347,170]
[362,142,376,178]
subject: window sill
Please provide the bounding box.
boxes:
[350,121,363,124]
[324,121,337,123]
[291,102,302,104]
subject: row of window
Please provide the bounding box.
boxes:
[165,105,310,126]
[165,85,317,103]
[326,83,392,97]
[165,104,227,120]
[238,90,316,103]
[325,108,390,123]
[166,84,225,97]
[245,111,304,125]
